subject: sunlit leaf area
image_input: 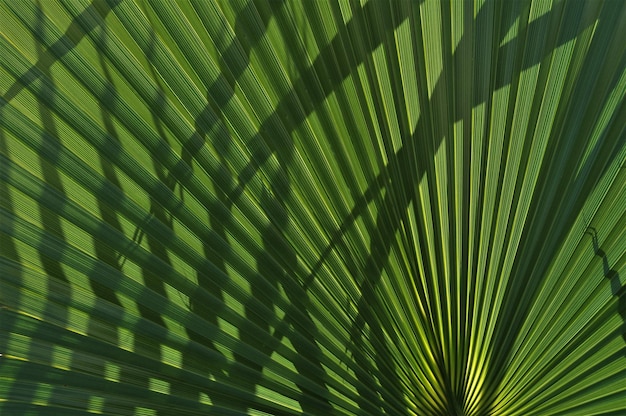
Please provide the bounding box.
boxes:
[1,0,626,415]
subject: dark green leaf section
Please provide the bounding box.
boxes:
[1,1,625,415]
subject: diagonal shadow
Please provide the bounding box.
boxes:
[247,1,564,413]
[83,23,130,415]
[588,227,626,346]
[1,1,118,409]
[260,1,621,414]
[3,0,82,409]
[187,1,335,412]
[2,0,120,106]
[92,22,183,415]
[181,0,611,413]
[501,226,626,414]
[482,4,626,413]
[2,2,209,413]
[2,0,624,414]
[0,114,21,357]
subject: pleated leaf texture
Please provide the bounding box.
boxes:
[1,0,626,415]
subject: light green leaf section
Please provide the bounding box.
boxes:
[1,0,625,415]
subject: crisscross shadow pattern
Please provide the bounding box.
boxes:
[2,1,626,415]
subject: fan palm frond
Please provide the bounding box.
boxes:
[1,1,625,414]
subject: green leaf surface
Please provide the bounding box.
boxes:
[2,0,625,415]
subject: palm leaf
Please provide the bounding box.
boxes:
[1,0,625,415]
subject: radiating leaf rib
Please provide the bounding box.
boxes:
[2,0,626,415]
